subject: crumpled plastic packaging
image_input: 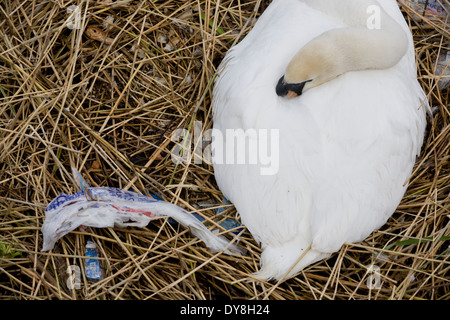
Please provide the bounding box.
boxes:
[402,0,449,22]
[41,187,245,256]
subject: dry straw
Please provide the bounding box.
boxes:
[0,0,448,300]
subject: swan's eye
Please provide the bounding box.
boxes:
[276,76,312,98]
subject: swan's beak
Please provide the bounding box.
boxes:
[275,76,310,98]
[286,91,298,99]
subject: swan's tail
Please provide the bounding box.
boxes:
[252,237,330,281]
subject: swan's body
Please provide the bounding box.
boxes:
[212,0,428,281]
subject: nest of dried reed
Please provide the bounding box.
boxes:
[0,0,448,300]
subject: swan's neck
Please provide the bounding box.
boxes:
[284,0,408,91]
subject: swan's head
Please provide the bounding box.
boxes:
[276,76,312,99]
[275,23,408,99]
[275,37,340,99]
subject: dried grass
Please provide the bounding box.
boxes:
[0,0,448,300]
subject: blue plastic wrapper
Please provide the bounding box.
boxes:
[197,198,244,236]
[84,239,103,281]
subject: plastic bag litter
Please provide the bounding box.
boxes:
[402,0,449,22]
[41,187,245,256]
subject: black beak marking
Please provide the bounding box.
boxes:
[276,76,312,97]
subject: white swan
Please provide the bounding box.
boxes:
[211,0,428,281]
